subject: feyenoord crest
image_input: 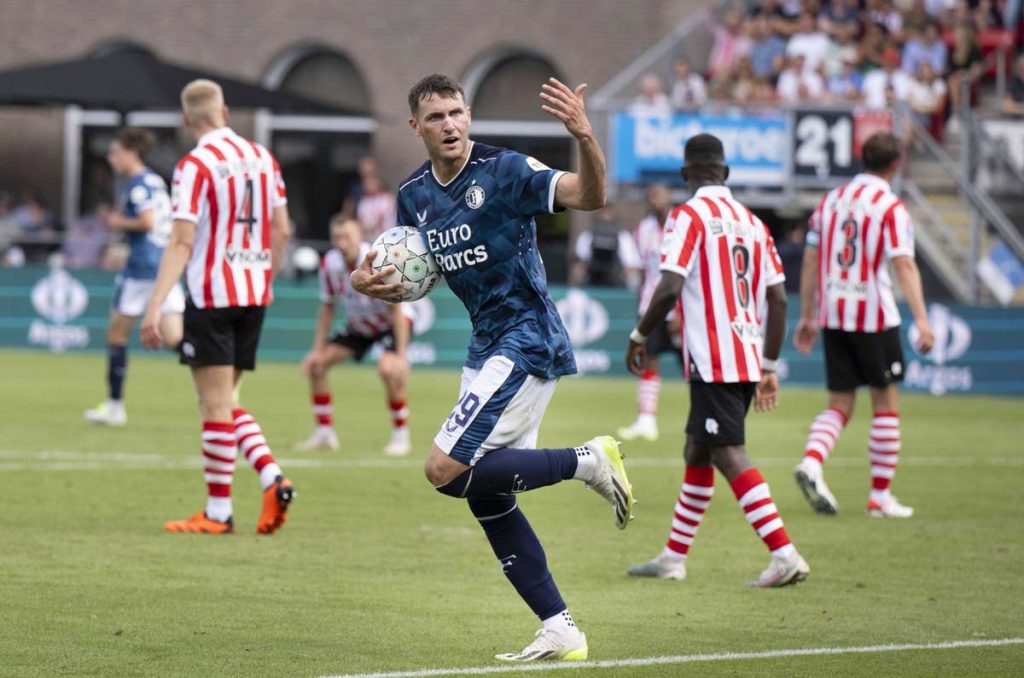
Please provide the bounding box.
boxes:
[465,184,485,209]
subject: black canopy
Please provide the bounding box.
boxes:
[0,48,354,115]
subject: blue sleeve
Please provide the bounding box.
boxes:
[396,190,415,227]
[501,152,565,218]
[123,178,154,218]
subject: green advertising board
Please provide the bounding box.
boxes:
[3,264,1023,395]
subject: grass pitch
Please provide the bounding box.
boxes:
[0,349,1021,677]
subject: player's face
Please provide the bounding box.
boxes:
[333,222,362,263]
[106,141,131,176]
[409,93,471,165]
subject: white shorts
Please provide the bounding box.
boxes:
[434,355,559,466]
[113,276,186,317]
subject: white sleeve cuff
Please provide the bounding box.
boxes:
[548,171,567,214]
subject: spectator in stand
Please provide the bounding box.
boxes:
[862,48,913,109]
[630,73,673,116]
[786,11,833,74]
[748,14,788,80]
[777,55,826,102]
[62,203,111,269]
[725,57,759,102]
[708,8,753,79]
[776,224,806,294]
[822,0,860,32]
[826,55,865,101]
[670,57,708,110]
[973,0,1003,28]
[823,21,861,77]
[342,156,396,244]
[903,22,950,76]
[859,22,891,72]
[11,193,54,239]
[907,62,949,141]
[923,0,957,22]
[903,0,934,34]
[1001,53,1024,116]
[865,0,905,39]
[946,22,985,130]
[573,207,642,289]
[747,0,800,37]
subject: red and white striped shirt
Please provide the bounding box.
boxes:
[320,243,402,337]
[635,212,666,314]
[807,173,913,333]
[660,186,785,384]
[172,127,287,309]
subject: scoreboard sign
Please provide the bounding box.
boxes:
[793,108,892,183]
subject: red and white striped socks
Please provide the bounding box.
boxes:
[389,399,409,432]
[202,421,236,522]
[869,411,901,502]
[232,407,282,491]
[802,407,847,471]
[663,465,714,558]
[731,468,795,559]
[312,392,333,431]
[636,368,660,427]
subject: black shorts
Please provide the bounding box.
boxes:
[329,327,396,362]
[823,327,905,392]
[180,300,266,371]
[685,376,756,447]
[645,319,683,358]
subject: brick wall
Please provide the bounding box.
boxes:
[0,0,701,221]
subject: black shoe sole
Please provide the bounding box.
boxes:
[794,469,837,516]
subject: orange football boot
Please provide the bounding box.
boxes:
[256,476,295,535]
[164,511,234,534]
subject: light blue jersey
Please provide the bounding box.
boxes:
[397,142,576,380]
[120,168,172,280]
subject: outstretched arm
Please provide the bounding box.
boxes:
[541,78,607,211]
[626,272,684,375]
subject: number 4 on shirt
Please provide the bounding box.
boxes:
[236,178,257,239]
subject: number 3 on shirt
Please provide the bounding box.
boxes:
[836,217,858,269]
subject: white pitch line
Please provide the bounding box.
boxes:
[323,637,1024,678]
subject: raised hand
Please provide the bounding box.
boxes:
[540,78,594,140]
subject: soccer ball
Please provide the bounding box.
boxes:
[370,226,442,302]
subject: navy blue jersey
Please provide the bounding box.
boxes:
[120,168,172,280]
[397,142,576,379]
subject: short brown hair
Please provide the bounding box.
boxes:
[861,132,902,172]
[407,74,464,116]
[114,127,156,156]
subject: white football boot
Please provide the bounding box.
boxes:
[293,428,339,452]
[627,552,687,580]
[793,459,839,515]
[383,428,411,457]
[617,415,659,442]
[867,495,914,518]
[747,552,810,588]
[581,436,635,529]
[84,401,126,427]
[494,628,588,662]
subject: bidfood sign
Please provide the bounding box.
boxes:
[28,263,90,352]
[905,304,972,395]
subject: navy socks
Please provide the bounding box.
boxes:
[435,447,579,498]
[107,344,127,401]
[468,495,566,620]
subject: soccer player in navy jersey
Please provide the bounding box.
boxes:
[84,128,184,426]
[352,74,634,662]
